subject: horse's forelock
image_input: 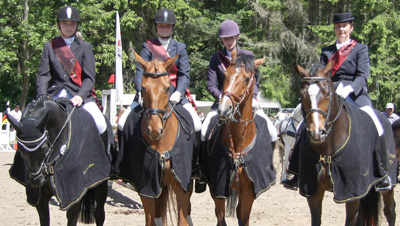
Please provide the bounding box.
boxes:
[308,63,320,77]
[234,54,255,73]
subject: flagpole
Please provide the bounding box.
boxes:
[115,11,123,106]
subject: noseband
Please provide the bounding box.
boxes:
[302,77,344,136]
[222,65,256,123]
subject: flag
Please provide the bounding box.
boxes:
[108,74,115,83]
[115,11,123,103]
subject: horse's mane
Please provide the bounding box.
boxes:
[392,119,400,131]
[235,54,255,73]
[22,96,68,119]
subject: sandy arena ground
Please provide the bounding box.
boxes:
[0,149,399,225]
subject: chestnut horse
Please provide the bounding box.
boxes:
[294,62,396,226]
[134,52,193,226]
[208,51,275,225]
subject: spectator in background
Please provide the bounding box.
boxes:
[383,103,399,124]
[198,111,205,122]
[9,105,22,122]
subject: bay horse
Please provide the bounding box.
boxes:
[7,97,111,226]
[203,50,275,226]
[294,61,397,225]
[134,51,194,226]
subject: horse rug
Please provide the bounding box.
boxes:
[116,104,195,198]
[201,115,276,199]
[10,105,112,210]
[298,101,398,203]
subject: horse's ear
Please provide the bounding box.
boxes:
[134,51,149,70]
[35,110,49,131]
[231,49,237,61]
[165,54,179,71]
[322,60,334,76]
[6,111,22,131]
[254,58,265,69]
[293,63,308,78]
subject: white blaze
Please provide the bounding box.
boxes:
[308,83,321,134]
[221,67,240,109]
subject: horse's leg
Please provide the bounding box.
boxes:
[170,178,191,226]
[94,181,108,226]
[344,200,359,226]
[141,196,157,226]
[307,191,325,226]
[35,193,52,226]
[282,135,295,180]
[212,195,227,226]
[66,203,80,226]
[382,189,396,226]
[236,172,254,226]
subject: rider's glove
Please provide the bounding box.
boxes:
[170,91,182,105]
[252,98,260,109]
[336,83,353,99]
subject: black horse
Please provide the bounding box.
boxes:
[7,97,113,226]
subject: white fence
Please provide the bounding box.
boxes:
[0,113,16,152]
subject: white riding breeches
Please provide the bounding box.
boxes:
[360,105,384,136]
[201,109,278,142]
[54,89,106,134]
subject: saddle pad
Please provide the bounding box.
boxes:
[116,104,195,198]
[298,101,397,203]
[9,106,112,210]
[201,115,276,198]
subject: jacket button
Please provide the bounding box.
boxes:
[64,75,67,77]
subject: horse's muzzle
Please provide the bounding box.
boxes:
[306,128,327,143]
[218,99,233,120]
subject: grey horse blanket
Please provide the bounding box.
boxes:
[116,104,195,198]
[201,115,276,198]
[10,105,112,210]
[298,101,397,203]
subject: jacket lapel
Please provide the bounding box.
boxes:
[69,38,80,54]
[167,39,176,58]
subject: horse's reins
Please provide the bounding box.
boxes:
[17,105,75,178]
[302,77,345,137]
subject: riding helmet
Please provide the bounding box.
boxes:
[219,20,240,37]
[57,6,80,22]
[154,8,176,25]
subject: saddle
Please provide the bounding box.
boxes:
[279,117,296,137]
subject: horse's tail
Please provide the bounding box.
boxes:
[227,189,238,217]
[358,189,380,226]
[79,189,96,224]
[159,185,177,226]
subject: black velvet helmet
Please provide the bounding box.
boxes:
[57,6,80,22]
[154,8,176,25]
[332,12,354,23]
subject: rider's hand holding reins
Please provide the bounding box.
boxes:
[71,95,83,107]
[170,91,182,104]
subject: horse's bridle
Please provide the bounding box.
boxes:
[221,65,256,123]
[16,106,74,179]
[142,71,175,134]
[302,77,344,136]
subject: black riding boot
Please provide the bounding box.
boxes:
[193,131,207,193]
[375,135,392,192]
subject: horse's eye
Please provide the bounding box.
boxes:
[245,77,250,83]
[165,87,170,94]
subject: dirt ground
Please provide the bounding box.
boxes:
[0,149,399,226]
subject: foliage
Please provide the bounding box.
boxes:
[2,0,400,111]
